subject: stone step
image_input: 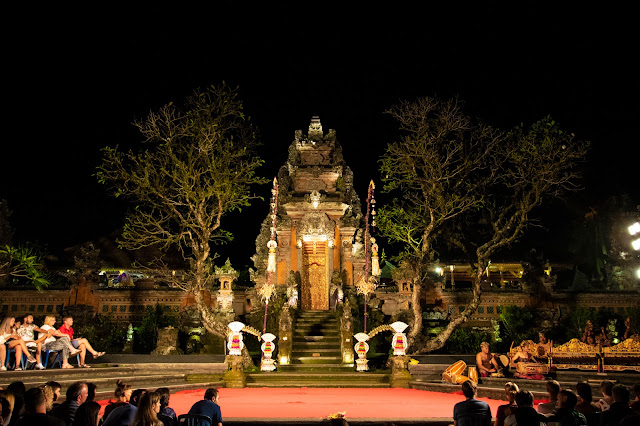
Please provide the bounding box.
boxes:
[278,364,355,373]
[293,335,340,341]
[292,342,340,350]
[246,372,390,387]
[292,356,343,364]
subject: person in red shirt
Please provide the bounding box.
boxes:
[59,316,105,368]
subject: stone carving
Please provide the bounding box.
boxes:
[297,212,335,241]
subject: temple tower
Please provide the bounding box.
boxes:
[253,117,364,310]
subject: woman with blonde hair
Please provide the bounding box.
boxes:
[0,390,15,425]
[39,383,55,412]
[131,391,163,426]
[0,316,36,370]
[495,382,519,426]
[39,315,79,369]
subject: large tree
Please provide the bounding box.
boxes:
[378,97,589,353]
[97,84,268,359]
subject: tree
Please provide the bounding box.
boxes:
[97,84,268,363]
[379,97,589,354]
[0,244,50,289]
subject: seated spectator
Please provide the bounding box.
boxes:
[453,380,492,426]
[131,391,162,426]
[86,382,97,401]
[601,384,632,426]
[17,314,50,369]
[540,389,587,426]
[15,387,65,426]
[574,382,598,415]
[188,388,224,426]
[537,380,561,414]
[495,382,519,426]
[57,316,104,368]
[40,384,55,412]
[103,389,146,426]
[156,387,177,426]
[71,400,101,426]
[594,380,614,411]
[50,381,88,426]
[0,317,36,370]
[630,383,640,413]
[39,316,80,369]
[505,390,540,426]
[0,391,15,426]
[104,380,133,419]
[8,381,26,419]
[45,381,62,406]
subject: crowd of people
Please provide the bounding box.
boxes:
[1,315,104,371]
[453,379,640,426]
[0,379,223,426]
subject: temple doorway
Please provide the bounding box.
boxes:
[301,239,329,310]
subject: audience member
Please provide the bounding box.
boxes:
[601,384,632,426]
[17,314,50,369]
[131,391,162,426]
[495,382,519,426]
[45,381,62,405]
[71,400,101,426]
[14,387,64,426]
[188,388,224,426]
[540,389,587,426]
[574,382,598,415]
[453,380,492,426]
[156,387,177,426]
[0,391,15,426]
[537,380,561,414]
[103,389,146,426]
[505,390,540,426]
[630,383,640,413]
[50,381,88,426]
[86,382,97,401]
[595,380,615,411]
[7,381,26,419]
[476,342,500,377]
[104,380,132,420]
[0,317,36,370]
[39,316,80,369]
[40,384,55,412]
[57,316,104,368]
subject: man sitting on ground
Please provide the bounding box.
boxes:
[57,316,104,368]
[188,388,223,426]
[476,342,500,378]
[537,380,561,414]
[49,381,88,426]
[453,380,492,426]
[14,387,64,426]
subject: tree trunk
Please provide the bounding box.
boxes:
[407,280,422,346]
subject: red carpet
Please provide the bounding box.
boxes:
[101,388,511,420]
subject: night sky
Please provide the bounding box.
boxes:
[2,5,638,268]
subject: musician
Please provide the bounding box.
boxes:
[476,342,500,377]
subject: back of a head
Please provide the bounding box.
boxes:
[73,400,101,426]
[115,380,132,399]
[601,380,614,396]
[130,389,147,407]
[461,380,477,399]
[329,419,349,426]
[515,390,534,407]
[132,392,159,426]
[560,389,578,410]
[204,388,218,401]
[87,382,97,401]
[612,384,630,404]
[575,382,593,403]
[23,388,46,414]
[515,406,541,426]
[156,387,170,408]
[66,381,87,402]
[546,380,561,397]
[505,382,519,402]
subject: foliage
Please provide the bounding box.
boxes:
[378,96,589,354]
[497,305,537,351]
[0,244,51,289]
[75,314,128,353]
[442,327,492,354]
[97,84,268,349]
[134,304,178,353]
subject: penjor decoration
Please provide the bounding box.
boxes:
[355,180,378,333]
[354,332,370,372]
[227,321,246,356]
[260,333,277,371]
[260,177,279,333]
[390,321,409,356]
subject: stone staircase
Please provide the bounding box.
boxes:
[246,310,389,387]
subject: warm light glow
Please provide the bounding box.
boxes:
[302,234,327,242]
[612,338,620,344]
[282,336,287,341]
[435,267,443,275]
[279,356,289,365]
[343,353,354,363]
[629,222,640,235]
[632,238,640,251]
[636,269,640,280]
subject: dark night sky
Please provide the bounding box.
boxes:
[1,4,638,268]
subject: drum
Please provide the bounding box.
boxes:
[468,366,478,383]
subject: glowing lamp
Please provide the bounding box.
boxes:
[613,338,620,344]
[279,356,289,365]
[435,267,443,275]
[629,222,640,235]
[636,269,640,280]
[632,238,640,251]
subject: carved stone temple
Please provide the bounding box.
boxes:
[252,117,365,310]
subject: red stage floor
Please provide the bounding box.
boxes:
[101,388,510,421]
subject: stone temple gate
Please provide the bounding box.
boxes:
[252,117,365,310]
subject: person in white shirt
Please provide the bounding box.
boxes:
[17,314,50,370]
[38,315,80,369]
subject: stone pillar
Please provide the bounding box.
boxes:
[151,327,181,355]
[223,355,246,388]
[340,299,355,364]
[278,306,293,365]
[389,355,412,388]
